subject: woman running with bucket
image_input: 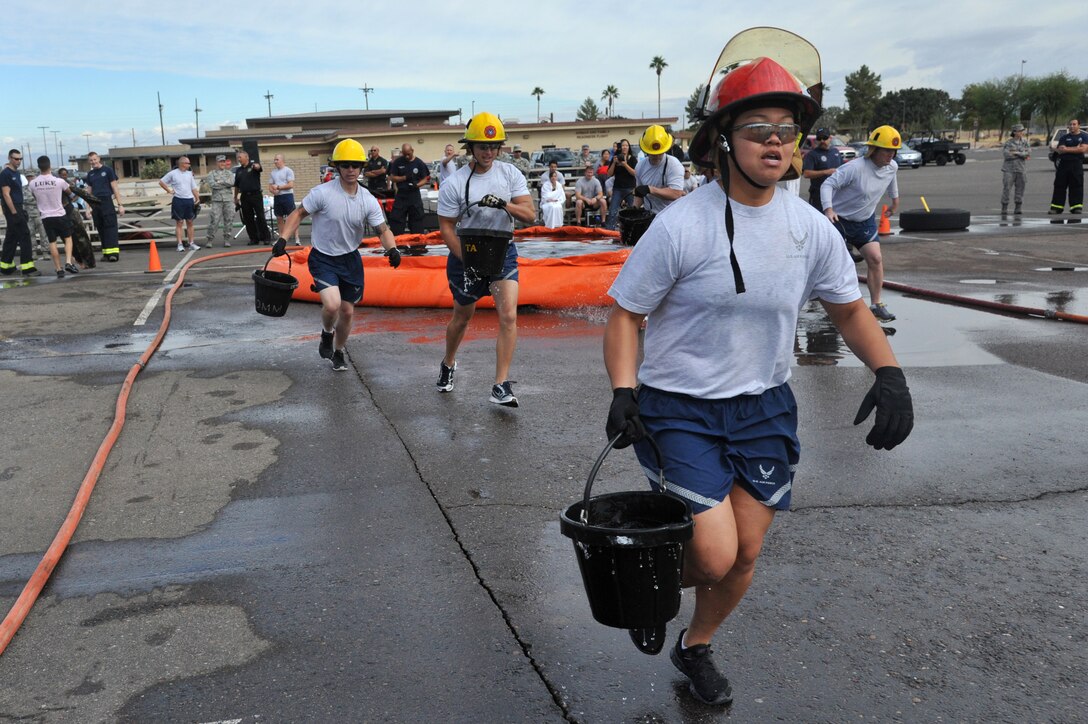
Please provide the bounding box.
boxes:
[603,56,914,705]
[436,112,536,407]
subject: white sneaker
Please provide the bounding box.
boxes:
[177,243,185,252]
[189,242,201,251]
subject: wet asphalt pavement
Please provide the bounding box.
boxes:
[1,153,1086,722]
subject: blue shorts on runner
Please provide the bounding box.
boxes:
[273,194,296,218]
[308,247,365,304]
[837,214,877,249]
[446,242,519,306]
[171,197,196,221]
[632,384,800,514]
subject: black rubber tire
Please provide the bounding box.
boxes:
[954,153,967,165]
[899,208,971,232]
[936,155,948,166]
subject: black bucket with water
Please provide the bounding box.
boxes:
[560,434,692,629]
[618,208,655,246]
[252,254,299,317]
[459,229,513,276]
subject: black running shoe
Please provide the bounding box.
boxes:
[436,361,456,392]
[319,330,334,360]
[629,624,667,655]
[64,263,80,274]
[670,629,733,706]
[331,349,347,371]
[56,269,65,278]
[106,254,119,262]
[489,381,518,407]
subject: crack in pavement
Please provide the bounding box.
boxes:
[796,484,1088,514]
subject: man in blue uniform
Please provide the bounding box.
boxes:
[1049,119,1088,214]
[0,149,40,276]
[801,128,843,210]
[85,152,125,261]
[388,143,431,234]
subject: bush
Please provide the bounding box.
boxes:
[140,159,170,179]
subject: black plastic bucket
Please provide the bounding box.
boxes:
[618,208,655,246]
[560,434,692,629]
[252,254,299,317]
[459,229,513,276]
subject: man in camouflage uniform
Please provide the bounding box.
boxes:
[508,144,530,178]
[1000,123,1030,215]
[22,169,49,258]
[204,154,236,247]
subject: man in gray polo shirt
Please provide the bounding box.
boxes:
[574,164,605,225]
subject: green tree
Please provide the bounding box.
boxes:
[812,106,845,134]
[140,158,169,180]
[843,65,882,130]
[531,86,545,122]
[960,77,1020,140]
[650,56,668,117]
[873,88,953,133]
[684,84,706,129]
[601,85,619,118]
[577,97,601,122]
[1075,78,1088,121]
[1022,72,1082,138]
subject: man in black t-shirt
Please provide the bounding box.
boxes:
[364,145,389,198]
[388,143,431,234]
[233,150,271,244]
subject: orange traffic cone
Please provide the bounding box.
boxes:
[878,205,892,236]
[145,241,164,273]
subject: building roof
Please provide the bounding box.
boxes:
[104,144,190,159]
[246,109,459,126]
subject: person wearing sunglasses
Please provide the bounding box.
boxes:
[435,112,536,407]
[801,127,843,210]
[388,143,431,234]
[604,56,912,705]
[275,138,400,372]
[1,149,41,276]
[233,150,271,245]
[820,125,902,322]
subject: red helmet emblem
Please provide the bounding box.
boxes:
[891,137,900,147]
[652,142,661,150]
[484,125,497,138]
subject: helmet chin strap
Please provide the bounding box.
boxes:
[714,138,747,294]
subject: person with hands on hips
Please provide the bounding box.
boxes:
[276,138,399,372]
[603,56,913,705]
[435,112,536,407]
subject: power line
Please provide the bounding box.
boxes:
[157,91,165,145]
[264,90,274,117]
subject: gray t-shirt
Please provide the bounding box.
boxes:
[160,169,198,200]
[302,180,386,256]
[609,183,861,399]
[820,157,899,222]
[634,154,685,213]
[575,176,603,199]
[270,166,295,195]
[437,161,529,234]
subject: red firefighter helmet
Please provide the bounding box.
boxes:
[689,57,821,164]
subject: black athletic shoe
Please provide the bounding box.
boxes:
[106,254,119,262]
[670,629,733,706]
[489,381,518,407]
[318,330,334,360]
[629,624,667,655]
[64,263,79,274]
[331,349,347,371]
[436,361,456,392]
[56,269,65,278]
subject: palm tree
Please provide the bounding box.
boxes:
[601,85,619,118]
[531,87,545,122]
[650,56,668,117]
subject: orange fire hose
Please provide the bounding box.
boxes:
[0,247,272,656]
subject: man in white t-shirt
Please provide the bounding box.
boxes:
[438,144,459,186]
[574,164,605,225]
[633,125,685,213]
[435,112,536,407]
[159,157,201,252]
[276,139,400,372]
[28,156,80,277]
[269,154,299,245]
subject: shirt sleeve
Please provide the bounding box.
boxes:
[437,174,463,218]
[160,170,174,186]
[607,222,680,315]
[664,157,684,190]
[365,193,386,228]
[302,186,325,215]
[802,152,816,171]
[810,222,862,304]
[509,165,530,198]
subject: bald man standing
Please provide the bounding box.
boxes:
[388,143,431,234]
[159,156,201,251]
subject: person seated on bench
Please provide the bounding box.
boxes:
[575,164,605,225]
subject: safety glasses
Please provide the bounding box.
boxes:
[474,143,502,152]
[731,122,800,144]
[337,162,364,170]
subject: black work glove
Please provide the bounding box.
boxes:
[271,236,288,257]
[385,246,401,268]
[234,202,242,212]
[606,387,646,449]
[478,193,507,209]
[853,366,913,450]
[634,184,651,198]
[193,203,201,215]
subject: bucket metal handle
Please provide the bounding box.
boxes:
[580,433,668,525]
[263,252,292,275]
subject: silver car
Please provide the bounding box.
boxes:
[896,144,922,169]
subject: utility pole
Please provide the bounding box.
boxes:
[58,140,64,164]
[264,90,274,117]
[157,91,166,145]
[132,128,137,147]
[82,132,92,153]
[38,126,48,162]
[358,84,373,110]
[50,130,61,162]
[194,98,202,137]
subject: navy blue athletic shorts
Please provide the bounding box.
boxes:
[308,247,365,304]
[273,194,296,218]
[633,384,800,514]
[42,216,73,242]
[837,214,877,248]
[446,242,519,306]
[171,197,196,221]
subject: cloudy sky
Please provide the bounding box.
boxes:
[4,1,1084,164]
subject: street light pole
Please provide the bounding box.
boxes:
[50,130,61,163]
[82,133,92,153]
[38,126,48,163]
[358,84,373,110]
[264,90,274,117]
[194,98,202,137]
[157,91,166,145]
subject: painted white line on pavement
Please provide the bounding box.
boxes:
[133,251,196,326]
